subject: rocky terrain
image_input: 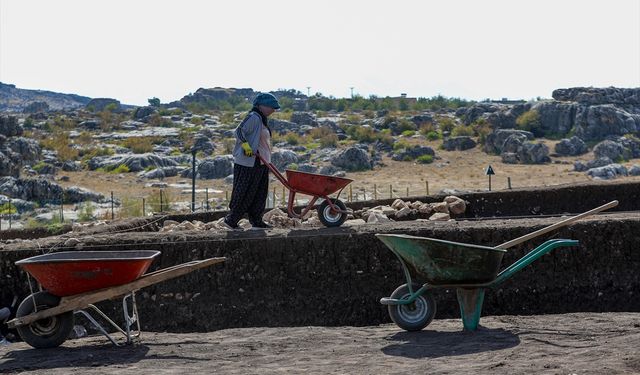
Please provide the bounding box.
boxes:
[0,85,639,230]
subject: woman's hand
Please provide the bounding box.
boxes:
[241,142,253,156]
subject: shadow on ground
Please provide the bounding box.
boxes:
[0,341,206,373]
[381,326,520,359]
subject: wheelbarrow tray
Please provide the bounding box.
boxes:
[376,234,506,284]
[15,251,160,297]
[284,169,353,197]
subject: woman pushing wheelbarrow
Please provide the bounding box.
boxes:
[223,92,353,229]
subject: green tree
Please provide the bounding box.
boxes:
[148,97,161,107]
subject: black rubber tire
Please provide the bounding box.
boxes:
[388,283,437,332]
[317,199,348,227]
[16,291,74,349]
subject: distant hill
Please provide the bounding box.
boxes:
[0,82,92,112]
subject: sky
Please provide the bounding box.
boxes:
[1,0,639,105]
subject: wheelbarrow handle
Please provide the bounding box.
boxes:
[495,200,618,249]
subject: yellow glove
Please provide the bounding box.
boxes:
[241,142,253,157]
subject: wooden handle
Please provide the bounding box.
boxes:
[496,200,618,249]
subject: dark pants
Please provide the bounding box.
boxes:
[225,159,269,226]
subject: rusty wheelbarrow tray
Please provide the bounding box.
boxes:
[257,154,353,227]
[376,200,618,332]
[7,251,226,349]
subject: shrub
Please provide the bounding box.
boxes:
[110,164,130,174]
[516,110,541,132]
[121,137,159,154]
[393,140,411,151]
[451,125,475,137]
[319,133,338,148]
[77,201,95,222]
[417,155,434,164]
[426,131,441,140]
[401,130,415,137]
[40,133,79,162]
[285,132,302,145]
[397,119,416,132]
[419,122,437,136]
[436,116,456,133]
[146,189,172,213]
[0,203,17,215]
[190,117,204,125]
[119,197,144,218]
[308,126,334,139]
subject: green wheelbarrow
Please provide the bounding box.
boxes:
[376,200,618,332]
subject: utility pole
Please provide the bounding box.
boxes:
[349,87,354,98]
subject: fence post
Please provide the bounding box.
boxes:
[191,150,196,212]
[508,177,512,189]
[205,188,209,210]
[349,185,353,202]
[142,198,146,217]
[389,184,392,199]
[426,181,429,195]
[406,187,409,197]
[374,184,377,200]
[60,191,64,222]
[8,213,11,229]
[110,191,114,220]
[160,189,163,212]
[225,190,228,203]
[272,188,276,209]
[363,187,367,201]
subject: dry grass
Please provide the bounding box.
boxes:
[56,138,640,210]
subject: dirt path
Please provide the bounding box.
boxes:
[2,313,639,374]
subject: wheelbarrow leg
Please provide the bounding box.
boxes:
[456,288,486,331]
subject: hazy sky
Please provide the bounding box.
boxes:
[1,0,639,105]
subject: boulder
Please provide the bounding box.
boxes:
[331,147,372,171]
[86,98,121,112]
[134,106,158,120]
[552,87,640,105]
[554,136,588,156]
[192,133,215,156]
[587,164,628,180]
[444,196,466,215]
[442,136,476,151]
[22,101,50,114]
[271,150,299,171]
[593,140,627,161]
[629,165,640,176]
[392,146,435,161]
[64,186,106,203]
[290,112,317,126]
[531,101,578,137]
[518,142,551,164]
[0,116,22,137]
[0,176,103,203]
[88,153,179,172]
[139,166,184,179]
[195,155,233,179]
[574,157,614,172]
[429,212,451,221]
[574,105,639,141]
[484,129,534,154]
[7,137,40,161]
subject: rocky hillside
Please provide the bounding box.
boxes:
[0,82,91,113]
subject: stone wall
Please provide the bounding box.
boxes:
[1,213,639,333]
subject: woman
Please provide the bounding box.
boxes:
[223,92,280,229]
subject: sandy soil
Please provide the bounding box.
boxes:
[2,312,639,374]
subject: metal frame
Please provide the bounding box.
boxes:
[380,239,579,331]
[74,292,141,346]
[257,154,351,219]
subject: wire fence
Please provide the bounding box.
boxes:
[0,180,441,231]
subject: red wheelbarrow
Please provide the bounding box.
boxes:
[7,251,225,348]
[257,154,353,227]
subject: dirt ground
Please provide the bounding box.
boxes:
[2,312,639,374]
[56,139,640,212]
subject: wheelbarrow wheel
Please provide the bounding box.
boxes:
[388,283,436,332]
[317,199,348,227]
[16,291,74,349]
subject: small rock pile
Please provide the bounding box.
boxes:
[357,195,467,223]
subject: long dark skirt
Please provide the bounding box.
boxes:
[225,159,269,226]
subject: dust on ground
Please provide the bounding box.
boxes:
[2,312,639,374]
